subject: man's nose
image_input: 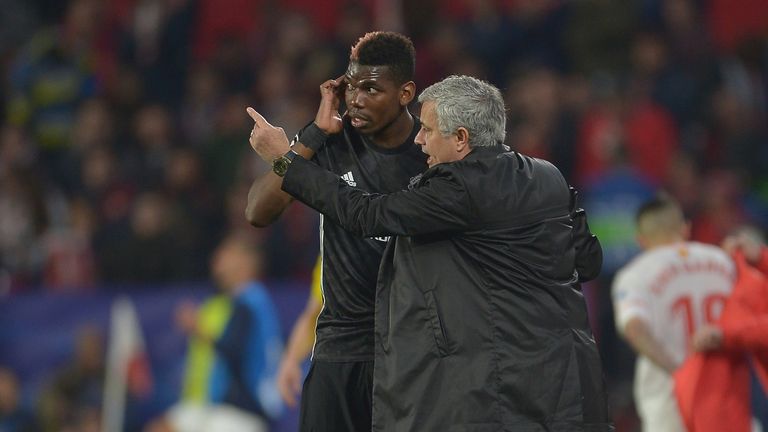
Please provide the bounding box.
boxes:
[349,89,363,108]
[414,129,425,145]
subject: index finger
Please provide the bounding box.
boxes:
[246,107,272,127]
[331,74,347,87]
[333,74,347,99]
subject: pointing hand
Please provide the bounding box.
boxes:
[247,107,291,163]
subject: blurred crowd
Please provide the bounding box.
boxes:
[1,0,768,430]
[2,0,767,290]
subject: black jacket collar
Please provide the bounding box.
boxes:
[416,145,511,186]
[464,144,509,161]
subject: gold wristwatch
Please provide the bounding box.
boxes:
[272,149,299,177]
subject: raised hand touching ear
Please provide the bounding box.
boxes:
[314,75,346,135]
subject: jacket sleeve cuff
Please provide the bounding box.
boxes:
[282,155,326,200]
[297,123,329,152]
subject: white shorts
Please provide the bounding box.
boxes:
[167,402,268,432]
[636,385,685,432]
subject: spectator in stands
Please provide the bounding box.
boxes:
[42,196,97,290]
[0,367,37,432]
[6,0,102,183]
[0,166,48,291]
[37,325,105,432]
[96,191,187,283]
[128,104,176,190]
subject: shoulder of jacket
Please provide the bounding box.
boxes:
[525,153,565,175]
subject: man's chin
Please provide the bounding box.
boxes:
[353,123,375,134]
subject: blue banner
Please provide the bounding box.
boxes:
[0,282,309,431]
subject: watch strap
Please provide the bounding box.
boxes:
[284,149,298,161]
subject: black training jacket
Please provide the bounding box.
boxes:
[299,118,426,362]
[283,145,614,432]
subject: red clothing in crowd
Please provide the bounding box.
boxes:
[193,0,263,62]
[706,0,768,53]
[574,99,678,187]
[674,250,768,432]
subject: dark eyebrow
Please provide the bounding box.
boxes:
[347,78,381,87]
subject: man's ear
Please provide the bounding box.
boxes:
[636,233,648,250]
[456,127,470,153]
[681,221,691,241]
[400,81,416,106]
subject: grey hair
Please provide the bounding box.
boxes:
[418,75,506,148]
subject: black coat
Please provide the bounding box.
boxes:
[283,146,613,432]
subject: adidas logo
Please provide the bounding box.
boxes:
[341,171,357,186]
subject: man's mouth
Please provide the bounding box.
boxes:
[348,113,370,128]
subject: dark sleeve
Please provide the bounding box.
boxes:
[215,301,252,379]
[570,187,603,282]
[282,156,472,237]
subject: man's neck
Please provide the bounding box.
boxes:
[226,275,255,296]
[645,237,686,251]
[367,110,414,149]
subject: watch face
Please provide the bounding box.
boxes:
[273,156,290,177]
